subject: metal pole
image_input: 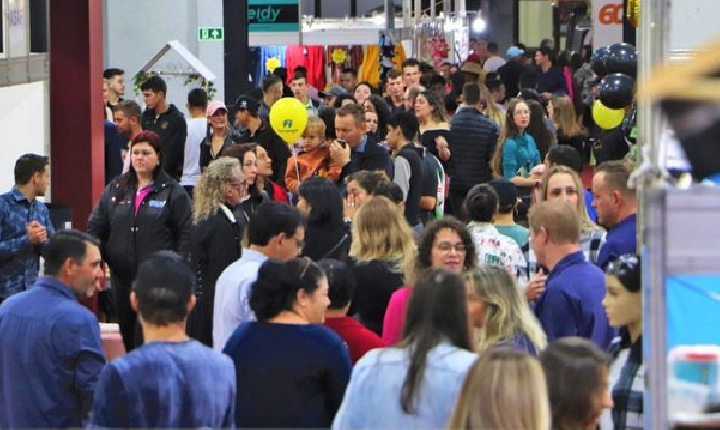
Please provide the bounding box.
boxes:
[639,0,671,429]
[385,0,394,30]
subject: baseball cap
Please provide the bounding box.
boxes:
[506,46,524,58]
[206,100,228,117]
[235,95,259,116]
[489,177,519,211]
[319,86,347,99]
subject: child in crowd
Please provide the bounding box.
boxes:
[285,117,342,194]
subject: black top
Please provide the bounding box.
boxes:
[498,61,526,99]
[349,259,404,335]
[420,128,451,171]
[421,151,441,224]
[596,126,630,164]
[188,209,243,347]
[303,226,351,262]
[384,96,406,114]
[557,131,586,155]
[223,323,352,429]
[87,170,192,280]
[536,66,567,95]
[396,144,426,227]
[141,104,188,181]
[239,119,291,187]
[199,132,238,170]
[449,107,500,193]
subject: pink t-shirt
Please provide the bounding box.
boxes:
[134,185,153,216]
[382,286,413,346]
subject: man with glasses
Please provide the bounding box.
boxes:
[213,202,305,350]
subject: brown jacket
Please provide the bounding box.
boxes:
[285,147,342,194]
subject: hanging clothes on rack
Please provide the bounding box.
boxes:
[359,45,406,87]
[285,45,326,90]
[257,46,287,84]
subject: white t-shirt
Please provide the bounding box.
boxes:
[483,55,507,73]
[181,117,207,187]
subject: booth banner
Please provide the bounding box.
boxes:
[248,0,300,33]
[592,0,624,46]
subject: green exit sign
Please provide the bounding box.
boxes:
[198,27,224,41]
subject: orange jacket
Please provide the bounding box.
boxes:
[285,147,342,194]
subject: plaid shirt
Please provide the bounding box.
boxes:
[0,187,55,299]
[601,332,644,430]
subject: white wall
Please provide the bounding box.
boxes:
[105,0,225,112]
[0,81,48,196]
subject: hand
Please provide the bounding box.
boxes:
[525,272,547,301]
[329,140,351,167]
[26,221,45,245]
[435,136,451,161]
[343,194,358,219]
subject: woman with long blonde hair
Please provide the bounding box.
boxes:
[447,348,551,430]
[552,96,586,157]
[465,266,547,355]
[188,157,245,346]
[541,165,605,265]
[480,82,505,132]
[349,196,417,335]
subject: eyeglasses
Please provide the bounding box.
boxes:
[298,256,313,279]
[435,241,467,253]
[294,237,305,252]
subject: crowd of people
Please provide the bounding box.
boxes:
[0,39,644,429]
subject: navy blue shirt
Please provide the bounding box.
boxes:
[536,66,567,95]
[89,340,236,428]
[223,322,352,428]
[0,187,55,299]
[596,213,637,270]
[534,251,614,351]
[0,276,105,428]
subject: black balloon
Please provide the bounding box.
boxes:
[599,73,635,109]
[591,46,610,77]
[606,43,637,77]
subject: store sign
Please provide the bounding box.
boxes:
[592,0,623,46]
[248,0,299,33]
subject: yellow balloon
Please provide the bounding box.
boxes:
[593,100,625,130]
[269,98,308,144]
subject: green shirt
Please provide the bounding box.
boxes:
[495,224,529,248]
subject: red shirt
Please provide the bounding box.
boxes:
[324,317,385,364]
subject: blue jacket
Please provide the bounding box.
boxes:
[534,251,614,351]
[0,187,55,299]
[0,276,105,428]
[597,214,637,270]
[449,107,499,193]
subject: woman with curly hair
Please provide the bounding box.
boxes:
[187,157,245,347]
[382,217,477,345]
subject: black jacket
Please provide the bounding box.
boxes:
[87,169,192,280]
[340,135,393,183]
[187,209,242,347]
[200,132,240,170]
[302,225,350,262]
[449,107,499,194]
[142,104,188,181]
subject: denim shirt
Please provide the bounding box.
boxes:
[0,187,55,299]
[332,341,477,429]
[0,276,105,428]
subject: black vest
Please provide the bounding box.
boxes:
[397,144,425,227]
